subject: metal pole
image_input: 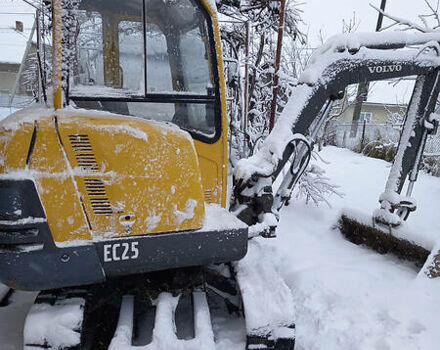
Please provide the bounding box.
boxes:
[375,0,387,32]
[36,9,41,103]
[52,0,63,110]
[269,0,287,132]
[243,21,250,148]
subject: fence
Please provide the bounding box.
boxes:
[0,93,34,120]
[325,120,440,157]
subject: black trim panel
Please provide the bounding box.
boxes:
[0,245,106,291]
[0,180,45,221]
[0,179,248,291]
[0,227,248,291]
[71,94,216,104]
[95,228,248,278]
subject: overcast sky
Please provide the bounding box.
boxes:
[301,0,428,44]
[2,0,433,104]
[300,0,434,104]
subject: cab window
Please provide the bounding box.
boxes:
[66,0,219,140]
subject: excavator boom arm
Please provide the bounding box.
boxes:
[232,31,440,234]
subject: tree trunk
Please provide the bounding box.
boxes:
[349,82,369,138]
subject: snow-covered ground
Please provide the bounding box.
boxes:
[1,146,440,349]
[271,146,440,350]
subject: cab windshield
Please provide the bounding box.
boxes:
[64,0,219,139]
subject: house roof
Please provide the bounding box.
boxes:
[366,79,414,106]
[359,101,407,108]
[0,0,36,65]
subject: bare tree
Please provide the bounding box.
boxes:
[218,0,305,164]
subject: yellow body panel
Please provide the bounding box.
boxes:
[194,139,224,204]
[0,123,34,173]
[56,111,205,240]
[193,1,229,207]
[0,107,206,243]
[0,0,229,243]
[28,117,92,243]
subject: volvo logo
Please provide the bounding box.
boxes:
[368,65,402,74]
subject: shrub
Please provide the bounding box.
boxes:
[362,140,397,163]
[422,156,440,177]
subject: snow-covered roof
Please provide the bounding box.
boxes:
[366,80,414,105]
[0,0,36,65]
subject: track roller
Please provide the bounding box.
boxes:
[24,285,123,350]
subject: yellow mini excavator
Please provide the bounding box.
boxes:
[0,0,295,349]
[2,0,440,349]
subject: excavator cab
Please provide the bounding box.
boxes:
[67,0,227,205]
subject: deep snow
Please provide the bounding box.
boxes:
[271,146,440,350]
[1,146,440,349]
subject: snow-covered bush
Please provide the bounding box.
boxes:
[422,156,440,177]
[295,152,342,207]
[362,140,397,163]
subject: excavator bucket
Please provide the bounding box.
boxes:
[339,213,430,269]
[339,212,440,278]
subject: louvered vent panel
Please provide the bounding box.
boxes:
[204,189,213,203]
[68,135,99,171]
[84,178,113,215]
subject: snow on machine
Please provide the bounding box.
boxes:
[1,0,440,349]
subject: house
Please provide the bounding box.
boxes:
[338,101,407,125]
[0,0,37,118]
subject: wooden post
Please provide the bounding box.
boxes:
[360,119,367,152]
[269,0,287,133]
[350,83,369,138]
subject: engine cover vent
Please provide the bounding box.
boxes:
[83,178,113,215]
[204,189,213,203]
[68,135,99,171]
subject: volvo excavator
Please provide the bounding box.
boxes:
[1,0,440,349]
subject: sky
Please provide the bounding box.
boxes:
[0,0,434,104]
[300,0,427,44]
[299,0,435,104]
